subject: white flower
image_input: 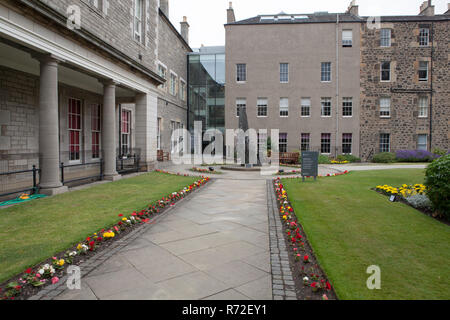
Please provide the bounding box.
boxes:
[303,277,309,282]
[39,269,44,275]
[44,264,50,269]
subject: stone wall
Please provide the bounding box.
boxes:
[360,20,449,160]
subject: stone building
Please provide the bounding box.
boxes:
[0,0,190,196]
[360,1,450,159]
[225,3,363,158]
[224,1,449,160]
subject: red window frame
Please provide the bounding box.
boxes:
[91,104,101,159]
[68,98,82,162]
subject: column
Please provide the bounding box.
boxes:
[38,55,68,195]
[102,80,121,180]
[135,92,158,171]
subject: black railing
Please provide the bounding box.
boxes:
[116,154,140,174]
[0,165,40,198]
[60,160,103,185]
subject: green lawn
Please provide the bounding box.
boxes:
[282,169,450,300]
[0,172,198,284]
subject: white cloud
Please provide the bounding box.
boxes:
[169,0,449,49]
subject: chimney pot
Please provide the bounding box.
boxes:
[180,16,189,44]
[227,2,236,23]
[419,0,435,16]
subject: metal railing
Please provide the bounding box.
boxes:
[116,154,140,174]
[60,160,103,185]
[0,165,40,198]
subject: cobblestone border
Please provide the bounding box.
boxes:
[266,180,297,300]
[27,178,215,300]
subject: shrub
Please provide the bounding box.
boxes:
[432,148,448,157]
[425,154,450,219]
[319,155,331,164]
[396,150,439,163]
[372,152,397,163]
[405,194,433,211]
[337,154,361,163]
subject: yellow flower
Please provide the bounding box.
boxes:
[59,259,65,266]
[77,244,83,250]
[122,217,127,221]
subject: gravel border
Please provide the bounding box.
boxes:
[27,179,214,300]
[266,180,298,300]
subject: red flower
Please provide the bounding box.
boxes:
[118,214,123,217]
[114,226,119,232]
[25,268,32,274]
[326,282,332,291]
[311,282,317,288]
[86,237,91,242]
[304,255,310,262]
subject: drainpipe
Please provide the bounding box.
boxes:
[429,22,434,150]
[335,14,340,158]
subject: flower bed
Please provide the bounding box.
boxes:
[0,173,210,300]
[331,160,349,164]
[273,170,302,176]
[275,170,350,180]
[274,178,337,300]
[374,183,448,225]
[190,167,223,174]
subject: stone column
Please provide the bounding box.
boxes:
[102,80,121,181]
[37,55,68,195]
[135,92,158,171]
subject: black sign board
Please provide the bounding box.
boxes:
[301,151,319,181]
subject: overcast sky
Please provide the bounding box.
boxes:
[169,0,449,48]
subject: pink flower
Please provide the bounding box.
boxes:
[36,273,41,278]
[322,294,329,300]
[51,277,59,285]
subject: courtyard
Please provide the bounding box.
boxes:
[1,162,448,301]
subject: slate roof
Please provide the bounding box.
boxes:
[226,12,450,26]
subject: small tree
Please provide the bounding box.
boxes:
[425,155,450,219]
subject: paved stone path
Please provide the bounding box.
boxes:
[56,179,272,300]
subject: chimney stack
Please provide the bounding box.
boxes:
[160,0,169,17]
[180,16,189,44]
[227,2,236,23]
[346,0,359,16]
[419,0,435,16]
[445,3,450,15]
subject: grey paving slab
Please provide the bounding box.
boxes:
[53,177,272,300]
[156,271,230,300]
[202,289,251,300]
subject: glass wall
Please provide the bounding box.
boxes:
[188,48,225,141]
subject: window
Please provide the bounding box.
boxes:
[380,133,390,153]
[91,104,101,159]
[380,29,391,47]
[236,64,247,82]
[419,96,428,118]
[419,28,430,47]
[381,61,391,82]
[280,98,289,117]
[380,97,391,117]
[418,134,428,151]
[321,62,331,82]
[170,121,176,152]
[180,80,186,100]
[301,98,311,117]
[68,98,82,162]
[342,133,353,154]
[257,98,268,117]
[321,133,331,154]
[170,73,177,96]
[121,109,131,156]
[301,133,310,152]
[236,98,246,117]
[279,133,288,153]
[158,64,167,90]
[418,61,428,81]
[342,30,353,47]
[157,117,161,150]
[321,98,332,117]
[134,0,144,43]
[280,63,289,83]
[342,97,353,117]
